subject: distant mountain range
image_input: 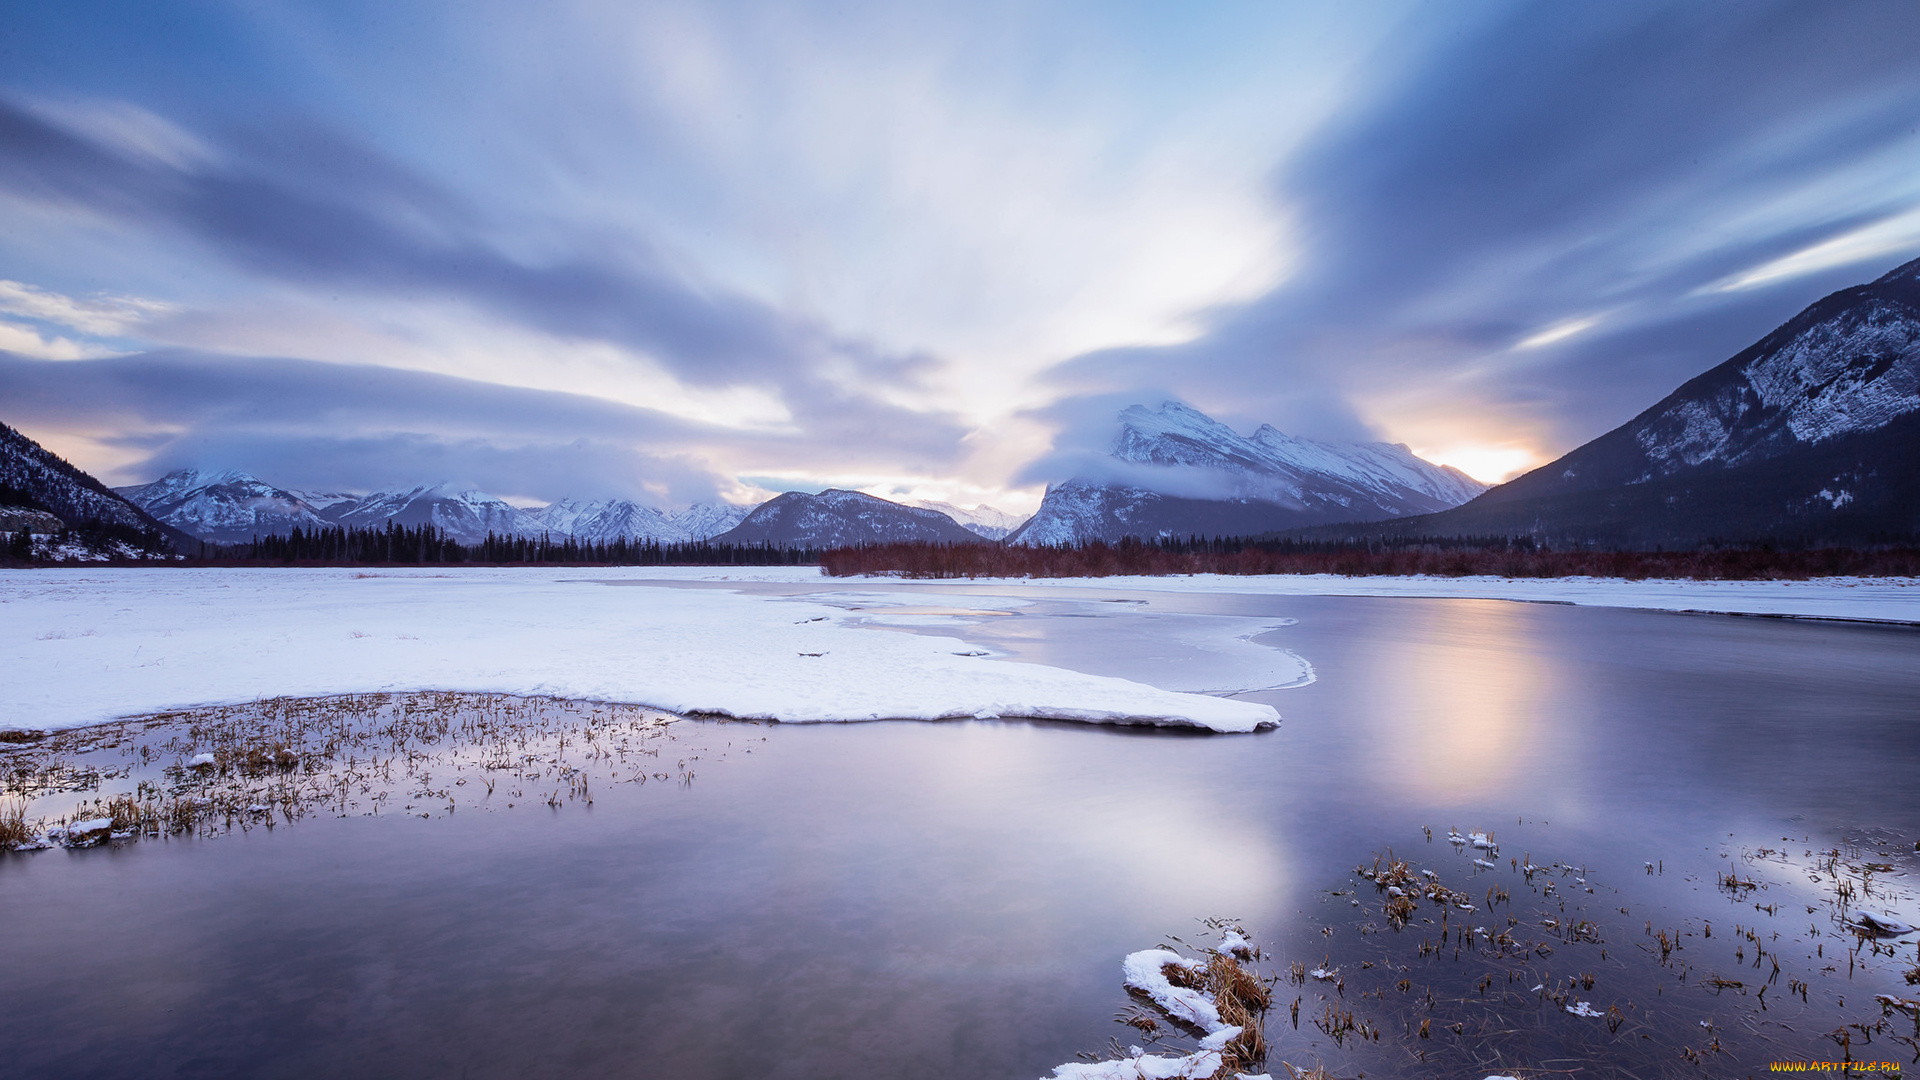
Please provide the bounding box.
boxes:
[114,470,763,546]
[1293,257,1920,547]
[110,468,1021,548]
[1008,402,1485,544]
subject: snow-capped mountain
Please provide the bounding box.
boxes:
[3,420,182,551]
[670,501,755,541]
[119,467,761,546]
[714,489,984,548]
[322,485,549,545]
[1313,256,1920,547]
[1008,402,1485,544]
[906,500,1028,540]
[529,498,752,543]
[1492,256,1920,501]
[117,469,336,544]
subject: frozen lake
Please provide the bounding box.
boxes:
[3,579,1918,1077]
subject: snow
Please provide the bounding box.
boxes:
[1120,949,1221,1031]
[1045,1048,1224,1080]
[1045,944,1253,1080]
[0,567,1279,734]
[1852,912,1916,935]
[1565,1001,1604,1018]
[1217,930,1253,957]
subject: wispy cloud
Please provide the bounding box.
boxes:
[0,279,167,338]
[1703,205,1920,293]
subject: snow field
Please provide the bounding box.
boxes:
[0,568,1280,734]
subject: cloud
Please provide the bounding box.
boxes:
[0,347,975,503]
[1032,0,1920,465]
[0,279,167,337]
[0,319,115,361]
[0,97,914,393]
[1703,204,1920,293]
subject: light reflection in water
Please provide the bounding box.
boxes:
[1347,600,1550,801]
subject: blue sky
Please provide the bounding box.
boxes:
[4,1,1920,510]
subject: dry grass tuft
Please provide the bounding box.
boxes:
[1206,951,1272,1074]
[0,799,30,849]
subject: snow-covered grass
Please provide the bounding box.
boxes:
[1046,931,1273,1080]
[0,567,1280,734]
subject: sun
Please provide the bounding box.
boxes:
[1419,444,1543,485]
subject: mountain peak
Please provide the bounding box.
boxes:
[1011,402,1486,544]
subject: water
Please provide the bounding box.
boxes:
[4,584,1917,1078]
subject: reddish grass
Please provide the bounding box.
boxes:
[819,539,1920,580]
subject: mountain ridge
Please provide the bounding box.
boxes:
[1288,257,1920,547]
[1009,402,1485,544]
[2,421,186,553]
[715,489,985,548]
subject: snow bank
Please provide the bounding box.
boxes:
[0,568,1278,734]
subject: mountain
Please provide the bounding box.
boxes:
[530,498,752,544]
[1,420,187,554]
[115,467,760,546]
[1295,257,1920,548]
[1008,402,1485,544]
[907,500,1028,540]
[322,485,549,545]
[713,489,984,548]
[117,469,335,544]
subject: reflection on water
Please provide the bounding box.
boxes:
[2,588,1917,1078]
[1348,600,1550,801]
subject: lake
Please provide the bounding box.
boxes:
[4,582,1917,1078]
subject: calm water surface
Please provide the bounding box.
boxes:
[3,585,1917,1078]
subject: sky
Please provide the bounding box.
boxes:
[4,0,1920,512]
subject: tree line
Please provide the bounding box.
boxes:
[817,535,1920,580]
[205,523,820,566]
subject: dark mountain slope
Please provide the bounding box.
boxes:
[1293,258,1920,548]
[1,420,188,550]
[714,490,982,548]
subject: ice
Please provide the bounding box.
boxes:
[992,571,1920,624]
[1565,1001,1604,1018]
[0,568,1279,735]
[1852,911,1916,935]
